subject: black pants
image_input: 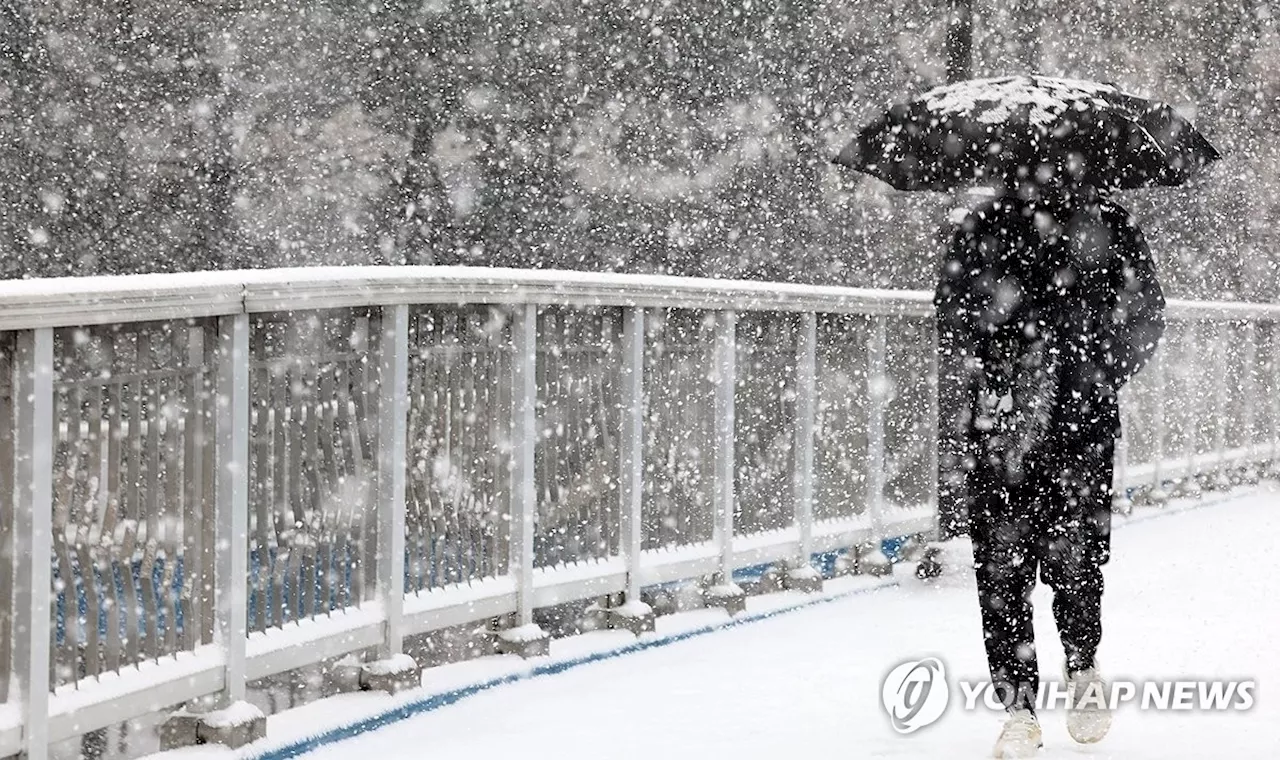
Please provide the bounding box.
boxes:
[968,433,1115,713]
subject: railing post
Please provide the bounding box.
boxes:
[12,328,53,760]
[375,305,410,655]
[1113,403,1132,514]
[499,303,550,656]
[609,307,656,633]
[707,309,745,614]
[1212,323,1231,490]
[1272,321,1280,472]
[326,305,423,693]
[927,319,941,525]
[161,312,267,747]
[327,306,421,694]
[215,314,251,707]
[1243,321,1259,480]
[1176,322,1200,499]
[860,316,892,575]
[784,312,822,593]
[1148,348,1168,504]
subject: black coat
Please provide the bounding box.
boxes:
[934,194,1165,536]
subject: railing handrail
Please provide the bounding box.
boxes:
[2,266,1276,331]
[0,266,931,330]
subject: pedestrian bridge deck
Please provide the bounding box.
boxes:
[159,487,1279,760]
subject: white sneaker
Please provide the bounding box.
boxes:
[1065,663,1112,743]
[992,708,1042,758]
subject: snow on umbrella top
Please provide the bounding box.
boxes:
[923,76,1117,128]
[833,75,1221,192]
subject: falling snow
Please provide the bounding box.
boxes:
[0,3,1275,297]
[1,4,1278,760]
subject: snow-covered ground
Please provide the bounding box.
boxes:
[155,487,1279,760]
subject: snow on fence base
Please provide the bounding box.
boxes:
[0,267,1277,760]
[228,569,910,760]
[159,700,266,751]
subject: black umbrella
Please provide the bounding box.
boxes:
[834,75,1220,192]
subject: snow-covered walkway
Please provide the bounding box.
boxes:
[175,489,1280,760]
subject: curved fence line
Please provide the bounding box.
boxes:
[1,267,1276,760]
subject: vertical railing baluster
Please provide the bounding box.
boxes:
[376,305,409,656]
[708,309,744,613]
[12,328,54,760]
[184,326,207,649]
[500,302,549,654]
[82,383,104,677]
[360,314,382,604]
[0,340,14,700]
[198,331,216,649]
[102,352,123,675]
[214,314,251,706]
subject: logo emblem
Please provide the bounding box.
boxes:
[881,657,949,733]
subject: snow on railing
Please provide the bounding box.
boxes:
[0,266,1276,759]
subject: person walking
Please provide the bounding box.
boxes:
[834,74,1216,757]
[934,182,1166,757]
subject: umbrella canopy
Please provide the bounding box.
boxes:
[834,75,1221,192]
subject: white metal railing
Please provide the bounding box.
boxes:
[0,266,1277,759]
